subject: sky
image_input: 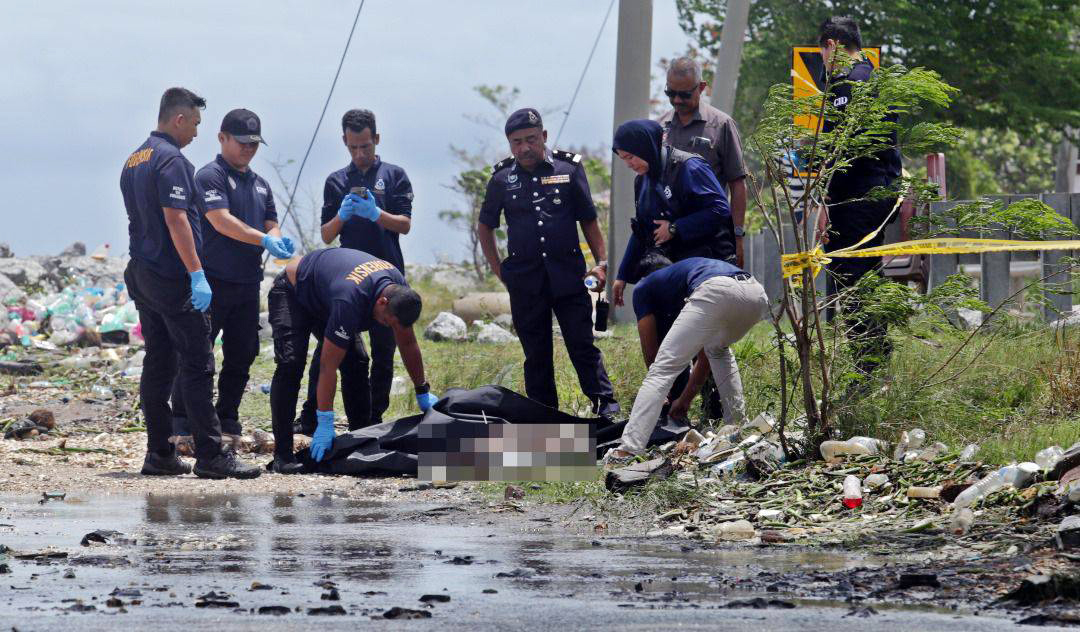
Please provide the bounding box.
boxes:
[0,0,693,264]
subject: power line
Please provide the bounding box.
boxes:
[272,0,365,255]
[553,0,617,148]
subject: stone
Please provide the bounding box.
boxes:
[3,258,47,286]
[493,313,514,330]
[604,458,675,493]
[475,322,518,344]
[58,242,86,257]
[955,307,983,330]
[383,607,431,619]
[28,409,55,430]
[1003,573,1080,605]
[0,243,11,258]
[424,311,467,342]
[1056,516,1080,551]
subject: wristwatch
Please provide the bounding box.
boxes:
[415,381,431,395]
[668,222,678,237]
[733,226,746,238]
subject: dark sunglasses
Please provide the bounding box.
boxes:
[664,88,697,100]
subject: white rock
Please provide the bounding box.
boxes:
[493,313,514,330]
[955,307,983,330]
[423,311,467,342]
[390,375,407,396]
[475,322,518,344]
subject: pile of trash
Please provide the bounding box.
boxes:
[610,416,1080,552]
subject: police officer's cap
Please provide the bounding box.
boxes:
[504,108,543,137]
[221,108,267,145]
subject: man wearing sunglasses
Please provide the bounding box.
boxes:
[657,57,747,268]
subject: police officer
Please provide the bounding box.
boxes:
[658,57,748,267]
[476,108,619,418]
[267,248,438,474]
[816,16,901,376]
[120,87,260,479]
[167,109,294,453]
[296,109,416,432]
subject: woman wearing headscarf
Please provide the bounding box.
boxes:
[610,119,735,307]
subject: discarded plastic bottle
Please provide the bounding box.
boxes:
[953,463,1038,508]
[1035,445,1064,471]
[959,444,979,461]
[949,508,974,535]
[907,486,942,499]
[842,475,863,509]
[863,473,889,490]
[893,428,926,460]
[718,519,756,541]
[90,385,114,401]
[820,437,882,462]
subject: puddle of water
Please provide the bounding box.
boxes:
[0,493,1017,631]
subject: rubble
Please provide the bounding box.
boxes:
[474,322,517,344]
[423,311,467,342]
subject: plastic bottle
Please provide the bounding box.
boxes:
[893,428,927,460]
[90,385,114,401]
[863,473,889,490]
[907,486,942,499]
[820,437,882,462]
[949,508,974,535]
[842,475,863,509]
[960,444,979,461]
[718,519,756,540]
[953,463,1039,508]
[1035,446,1064,471]
[1067,480,1080,503]
[583,274,601,291]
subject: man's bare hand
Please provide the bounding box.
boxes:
[653,219,673,244]
[586,265,606,292]
[612,279,626,307]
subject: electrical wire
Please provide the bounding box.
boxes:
[553,0,616,148]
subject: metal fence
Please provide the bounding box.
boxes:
[743,192,1080,322]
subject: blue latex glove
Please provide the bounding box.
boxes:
[261,234,295,259]
[416,392,439,412]
[189,269,212,312]
[337,195,358,221]
[350,191,381,222]
[311,410,336,462]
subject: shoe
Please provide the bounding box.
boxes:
[292,419,316,437]
[601,448,636,469]
[169,434,195,457]
[194,450,262,480]
[270,456,305,475]
[141,451,192,476]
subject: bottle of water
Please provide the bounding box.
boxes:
[842,475,863,508]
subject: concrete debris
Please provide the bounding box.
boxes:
[474,322,517,344]
[423,311,467,342]
[605,458,675,493]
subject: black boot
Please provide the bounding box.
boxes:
[270,455,305,475]
[194,450,261,480]
[141,451,192,476]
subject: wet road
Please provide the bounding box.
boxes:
[0,493,1040,630]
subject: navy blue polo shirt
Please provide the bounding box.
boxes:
[616,156,731,283]
[632,257,745,321]
[120,131,203,279]
[196,155,278,284]
[295,248,406,350]
[477,149,596,298]
[321,157,413,272]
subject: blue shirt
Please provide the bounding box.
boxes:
[616,155,732,283]
[196,155,278,284]
[477,150,596,298]
[321,157,413,272]
[120,131,203,279]
[632,257,745,321]
[295,248,406,350]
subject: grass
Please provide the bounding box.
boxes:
[236,276,1079,469]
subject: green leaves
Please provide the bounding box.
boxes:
[910,198,1080,240]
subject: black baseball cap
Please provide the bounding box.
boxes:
[220,108,266,145]
[504,107,543,136]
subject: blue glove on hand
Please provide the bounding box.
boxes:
[311,410,336,462]
[337,195,358,221]
[189,269,212,312]
[349,191,381,222]
[416,392,439,412]
[261,234,295,259]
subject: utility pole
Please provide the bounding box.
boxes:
[607,0,653,322]
[709,0,750,114]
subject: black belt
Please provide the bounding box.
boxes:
[732,272,753,281]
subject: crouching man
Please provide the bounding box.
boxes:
[606,254,768,462]
[267,248,439,474]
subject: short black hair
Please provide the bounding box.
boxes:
[384,284,422,327]
[818,16,862,50]
[638,251,673,279]
[158,87,206,124]
[342,109,377,136]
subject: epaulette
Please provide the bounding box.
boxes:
[492,156,514,172]
[552,149,583,164]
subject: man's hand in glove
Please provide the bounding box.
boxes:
[311,409,336,462]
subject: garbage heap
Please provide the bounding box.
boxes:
[607,416,1080,552]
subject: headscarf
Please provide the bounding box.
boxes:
[612,119,664,180]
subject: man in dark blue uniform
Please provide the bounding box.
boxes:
[816,16,902,376]
[168,109,294,453]
[120,87,260,479]
[296,109,415,432]
[267,248,438,474]
[476,108,618,418]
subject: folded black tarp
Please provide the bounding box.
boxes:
[294,385,689,477]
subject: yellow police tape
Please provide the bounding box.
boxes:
[781,238,1080,282]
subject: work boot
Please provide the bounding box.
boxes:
[141,451,192,476]
[270,455,305,475]
[194,450,262,480]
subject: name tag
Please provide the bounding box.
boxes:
[540,175,570,185]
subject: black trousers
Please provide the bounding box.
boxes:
[508,276,618,415]
[267,273,370,458]
[124,260,223,461]
[296,322,394,431]
[169,277,259,436]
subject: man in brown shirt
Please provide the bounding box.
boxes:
[658,57,748,267]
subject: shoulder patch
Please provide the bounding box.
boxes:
[492,157,514,172]
[552,149,582,164]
